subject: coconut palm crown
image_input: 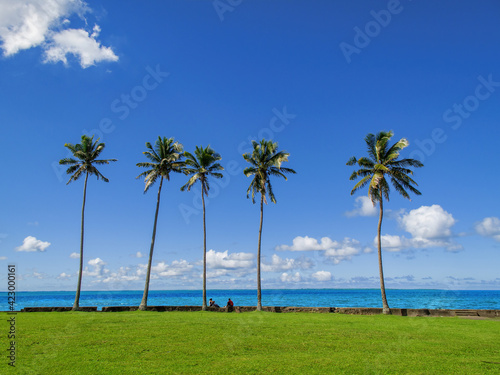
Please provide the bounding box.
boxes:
[347,131,423,314]
[181,145,224,310]
[181,145,224,195]
[136,136,184,310]
[243,139,296,311]
[59,135,117,311]
[243,139,296,204]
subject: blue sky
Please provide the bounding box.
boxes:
[1,0,499,292]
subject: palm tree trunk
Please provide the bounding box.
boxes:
[377,197,391,315]
[256,194,264,311]
[202,188,207,311]
[73,171,88,311]
[139,177,163,311]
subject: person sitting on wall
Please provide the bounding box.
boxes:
[209,298,219,308]
[226,298,234,311]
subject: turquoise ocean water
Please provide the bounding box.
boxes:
[1,289,499,311]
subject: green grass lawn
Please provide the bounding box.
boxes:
[3,311,499,374]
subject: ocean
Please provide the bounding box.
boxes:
[1,289,499,311]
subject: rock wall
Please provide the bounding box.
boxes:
[18,306,499,317]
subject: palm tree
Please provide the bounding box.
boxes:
[180,146,224,310]
[136,136,184,311]
[59,135,117,311]
[243,139,296,311]
[347,131,423,314]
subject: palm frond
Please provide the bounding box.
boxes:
[350,175,371,195]
[346,156,358,166]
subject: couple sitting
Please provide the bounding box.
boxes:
[209,298,234,309]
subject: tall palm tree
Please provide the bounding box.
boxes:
[180,145,224,311]
[243,139,296,311]
[347,131,423,315]
[59,135,116,311]
[136,136,184,311]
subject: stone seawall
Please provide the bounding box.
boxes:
[21,306,97,312]
[17,306,499,317]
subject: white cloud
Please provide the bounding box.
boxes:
[15,236,50,252]
[276,236,334,251]
[379,234,406,252]
[135,251,145,258]
[83,257,109,277]
[261,254,314,272]
[400,205,455,239]
[70,252,80,258]
[312,271,332,282]
[475,217,500,242]
[323,238,363,264]
[376,205,461,252]
[0,256,7,260]
[277,236,362,264]
[132,260,196,280]
[33,271,45,279]
[345,196,377,217]
[206,250,254,269]
[155,260,193,277]
[58,272,71,279]
[102,266,140,283]
[0,0,118,68]
[44,25,118,68]
[280,272,301,283]
[206,269,230,278]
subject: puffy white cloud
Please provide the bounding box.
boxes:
[323,238,362,264]
[376,205,461,252]
[58,272,71,279]
[261,254,314,272]
[69,252,80,258]
[44,25,118,68]
[83,257,109,277]
[475,217,500,242]
[276,236,362,264]
[133,259,196,280]
[345,196,377,217]
[15,236,50,252]
[206,250,254,269]
[400,205,455,239]
[312,271,332,282]
[379,234,406,252]
[155,260,193,277]
[135,251,145,258]
[0,0,75,55]
[276,236,334,251]
[0,0,118,68]
[280,272,301,283]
